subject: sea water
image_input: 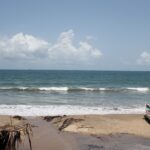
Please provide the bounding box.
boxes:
[0,70,150,116]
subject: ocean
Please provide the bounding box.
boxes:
[0,70,150,116]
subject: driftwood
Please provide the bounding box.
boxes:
[0,122,32,150]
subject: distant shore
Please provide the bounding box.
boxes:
[1,114,150,150]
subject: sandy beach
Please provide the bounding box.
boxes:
[54,114,150,138]
[1,114,150,150]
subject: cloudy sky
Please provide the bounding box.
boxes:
[0,0,150,71]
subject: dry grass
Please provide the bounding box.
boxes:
[0,121,32,150]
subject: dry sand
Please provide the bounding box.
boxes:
[1,114,150,150]
[58,114,150,138]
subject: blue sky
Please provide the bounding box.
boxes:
[0,0,150,70]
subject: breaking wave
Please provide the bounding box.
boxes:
[0,86,149,93]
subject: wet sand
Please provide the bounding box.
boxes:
[1,114,150,150]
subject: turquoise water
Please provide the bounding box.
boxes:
[0,70,150,115]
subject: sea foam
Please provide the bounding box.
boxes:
[127,87,149,92]
[0,105,144,116]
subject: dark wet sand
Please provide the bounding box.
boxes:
[63,132,150,150]
[19,116,150,150]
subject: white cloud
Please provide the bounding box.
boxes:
[137,51,150,64]
[0,33,49,59]
[48,30,102,64]
[0,30,102,68]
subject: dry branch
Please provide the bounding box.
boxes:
[0,123,32,150]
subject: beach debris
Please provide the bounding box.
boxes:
[43,115,68,125]
[0,118,32,150]
[43,116,84,131]
[13,115,26,120]
[59,118,84,131]
[43,115,65,122]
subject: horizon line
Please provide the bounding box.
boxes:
[0,69,150,72]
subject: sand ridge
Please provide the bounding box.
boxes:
[47,114,150,138]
